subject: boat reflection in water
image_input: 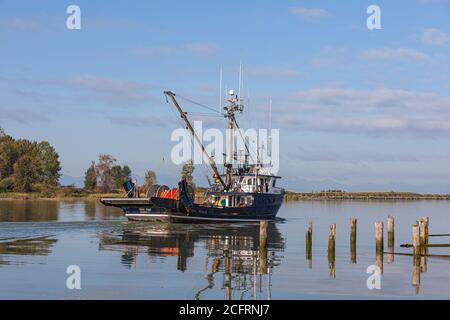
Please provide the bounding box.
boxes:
[0,236,58,267]
[99,222,285,299]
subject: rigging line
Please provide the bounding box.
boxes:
[233,118,257,163]
[203,115,225,126]
[177,94,224,115]
[198,160,214,183]
[168,103,187,130]
[185,119,215,180]
[165,94,185,126]
[187,112,223,117]
[192,142,215,183]
[166,100,217,179]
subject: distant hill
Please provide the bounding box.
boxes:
[59,175,84,188]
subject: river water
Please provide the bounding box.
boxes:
[0,199,449,299]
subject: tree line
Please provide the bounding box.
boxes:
[84,156,195,193]
[0,126,196,195]
[84,154,133,193]
[0,127,61,193]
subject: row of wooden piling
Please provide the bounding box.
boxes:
[301,216,396,270]
[302,218,385,277]
[259,216,432,285]
[259,216,429,256]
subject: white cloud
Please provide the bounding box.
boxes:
[294,150,419,163]
[363,48,429,61]
[64,75,154,106]
[245,66,300,77]
[421,28,450,45]
[311,46,350,68]
[418,0,450,4]
[277,88,450,136]
[290,7,330,18]
[129,47,175,56]
[0,17,40,31]
[0,108,48,124]
[110,116,167,127]
[183,42,219,55]
[130,42,220,57]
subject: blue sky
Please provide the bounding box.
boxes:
[1,0,450,192]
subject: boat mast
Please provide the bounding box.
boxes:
[224,90,244,190]
[164,91,227,189]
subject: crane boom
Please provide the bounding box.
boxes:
[164,91,227,189]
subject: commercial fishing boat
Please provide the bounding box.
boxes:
[101,90,285,222]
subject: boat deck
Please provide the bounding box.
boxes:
[100,198,154,208]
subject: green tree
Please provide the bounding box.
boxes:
[13,155,36,192]
[0,135,16,180]
[181,160,195,188]
[37,141,61,188]
[111,165,123,189]
[111,165,132,189]
[0,128,61,194]
[95,154,117,192]
[84,162,97,190]
[142,170,157,191]
[122,165,131,180]
[0,176,14,192]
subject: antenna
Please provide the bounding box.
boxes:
[238,62,242,100]
[269,97,272,133]
[268,97,273,161]
[219,66,223,113]
[225,84,228,111]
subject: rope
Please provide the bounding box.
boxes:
[177,94,223,115]
[233,118,257,164]
[188,112,223,117]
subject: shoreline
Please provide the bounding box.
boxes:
[0,192,124,201]
[284,191,450,201]
[1,191,450,201]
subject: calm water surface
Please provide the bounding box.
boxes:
[1,199,450,299]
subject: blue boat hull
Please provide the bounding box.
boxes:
[123,192,284,222]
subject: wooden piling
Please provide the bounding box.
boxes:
[412,224,421,256]
[259,221,268,274]
[349,218,357,264]
[259,246,267,275]
[420,217,429,273]
[212,257,220,273]
[387,216,395,246]
[259,221,268,249]
[387,216,394,263]
[328,224,336,278]
[306,222,312,268]
[375,222,384,253]
[329,223,336,242]
[412,256,421,294]
[224,250,232,300]
[421,217,429,246]
[420,252,428,273]
[419,220,426,247]
[375,222,384,273]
